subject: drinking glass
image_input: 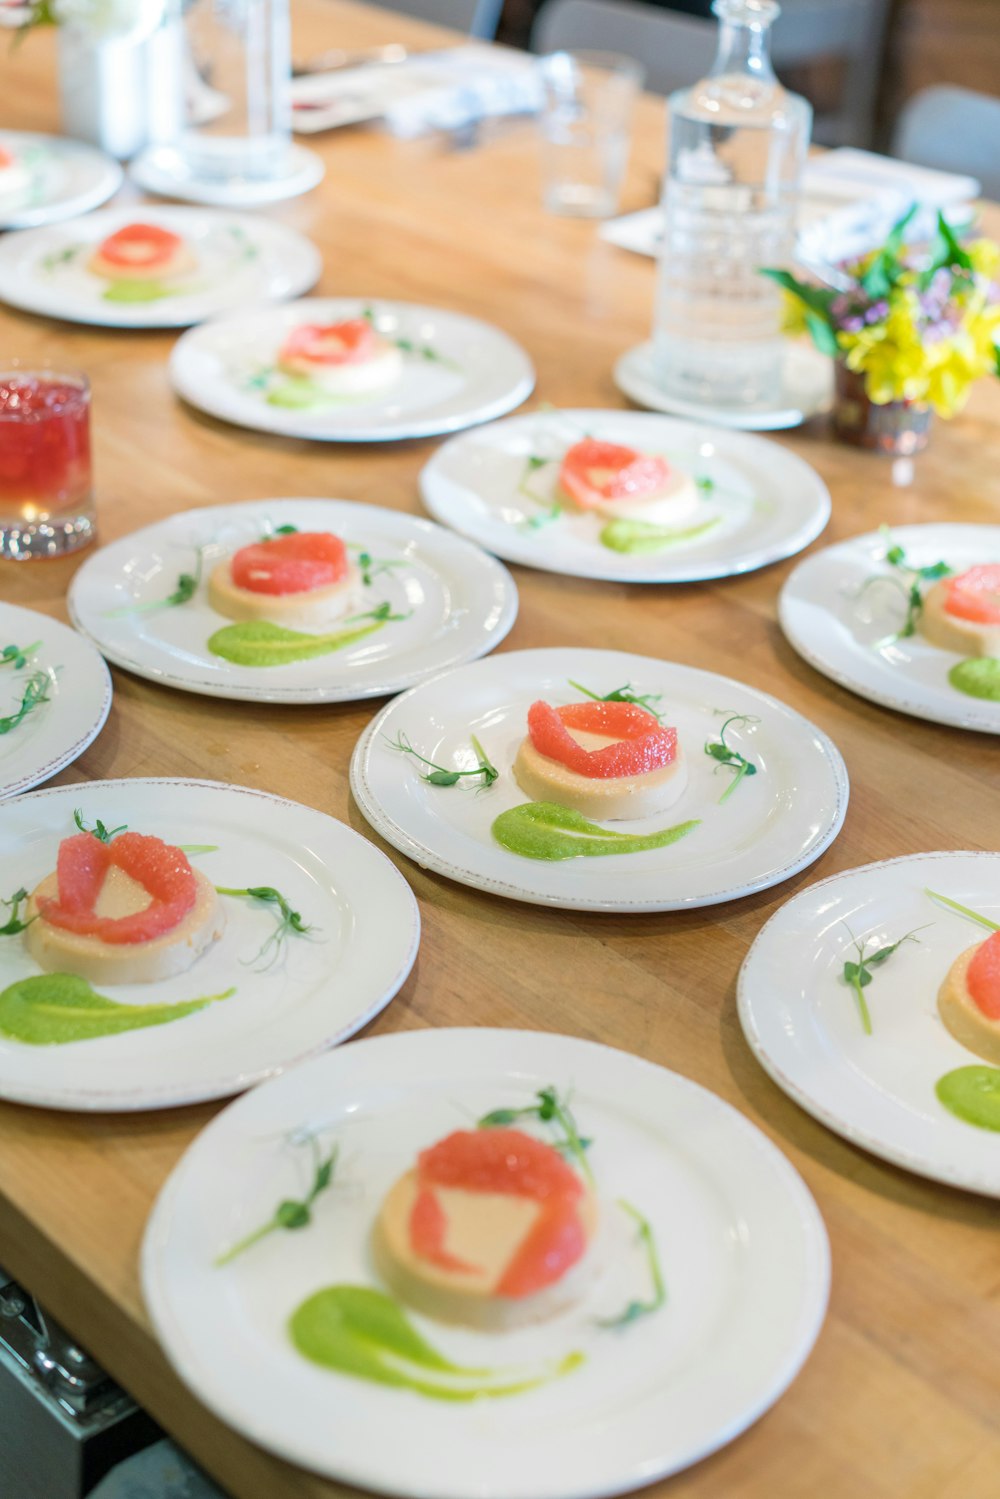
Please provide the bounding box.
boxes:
[538,50,644,218]
[0,371,94,562]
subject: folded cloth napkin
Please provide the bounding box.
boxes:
[291,45,543,138]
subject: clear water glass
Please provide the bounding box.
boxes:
[539,51,644,218]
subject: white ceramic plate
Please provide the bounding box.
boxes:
[779,523,1000,734]
[739,853,1000,1197]
[350,648,849,912]
[419,409,831,583]
[614,342,833,432]
[0,130,123,231]
[68,498,518,704]
[142,1027,830,1499]
[0,602,111,800]
[0,207,320,328]
[0,779,419,1111]
[130,141,325,207]
[169,298,536,442]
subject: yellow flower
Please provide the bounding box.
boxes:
[779,289,809,336]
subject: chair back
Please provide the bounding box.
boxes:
[893,85,1000,201]
[365,0,505,40]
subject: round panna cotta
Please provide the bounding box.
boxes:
[208,530,362,631]
[25,830,224,987]
[374,1127,600,1329]
[557,437,699,525]
[0,146,30,202]
[512,699,687,821]
[921,566,1000,659]
[276,319,404,397]
[87,222,196,282]
[938,931,1000,1066]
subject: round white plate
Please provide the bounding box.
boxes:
[0,206,320,328]
[739,853,1000,1197]
[420,409,831,583]
[614,342,833,432]
[0,602,111,800]
[0,130,123,231]
[780,523,1000,735]
[0,779,419,1111]
[142,1027,830,1499]
[170,298,536,442]
[68,498,518,704]
[350,648,849,912]
[130,141,325,207]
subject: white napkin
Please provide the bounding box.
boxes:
[291,45,542,138]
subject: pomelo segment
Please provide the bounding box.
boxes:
[559,438,671,511]
[418,1128,582,1200]
[967,931,1000,1020]
[496,1194,587,1298]
[279,320,382,367]
[41,831,197,945]
[944,565,1000,625]
[527,699,677,779]
[230,531,349,596]
[96,223,183,270]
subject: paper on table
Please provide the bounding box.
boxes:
[291,45,542,138]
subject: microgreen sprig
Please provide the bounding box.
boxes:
[478,1085,594,1185]
[106,547,206,617]
[360,306,460,370]
[387,730,499,790]
[215,1140,339,1268]
[73,809,127,844]
[597,1200,666,1330]
[703,713,759,802]
[346,601,412,625]
[215,884,316,970]
[0,671,52,735]
[569,680,665,721]
[695,475,715,493]
[1,640,41,671]
[924,890,1000,932]
[0,888,36,938]
[351,548,407,589]
[861,528,953,644]
[840,923,929,1035]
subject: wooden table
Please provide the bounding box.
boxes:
[1,6,999,1496]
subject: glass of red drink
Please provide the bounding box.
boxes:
[0,370,95,561]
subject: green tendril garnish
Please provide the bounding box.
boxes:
[387,730,499,789]
[861,528,953,645]
[0,671,52,735]
[597,1200,666,1330]
[359,306,460,370]
[0,888,36,938]
[924,890,1000,932]
[1,640,41,671]
[215,885,316,970]
[703,712,759,802]
[840,922,929,1035]
[106,547,206,617]
[568,680,665,720]
[73,810,127,843]
[478,1085,593,1185]
[215,1140,339,1267]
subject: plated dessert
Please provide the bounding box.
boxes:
[0,132,122,230]
[142,1028,829,1499]
[420,409,831,583]
[69,499,517,705]
[85,221,198,300]
[0,780,419,1110]
[169,299,535,441]
[0,144,31,203]
[351,647,848,911]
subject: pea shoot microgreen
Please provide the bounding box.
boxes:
[569,679,665,721]
[387,730,499,790]
[73,809,127,843]
[478,1085,594,1185]
[0,889,36,938]
[266,523,299,538]
[860,528,953,645]
[924,890,1000,932]
[106,547,206,617]
[0,671,52,735]
[346,601,412,625]
[840,923,929,1035]
[696,475,715,493]
[1,640,41,671]
[214,885,316,970]
[597,1200,666,1330]
[350,547,407,589]
[215,1140,339,1267]
[360,306,461,370]
[703,713,759,802]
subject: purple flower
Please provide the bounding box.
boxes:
[842,315,865,334]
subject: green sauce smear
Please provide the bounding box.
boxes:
[207,618,384,668]
[492,802,700,861]
[266,376,336,410]
[599,516,722,555]
[289,1285,583,1401]
[0,974,234,1046]
[948,657,1000,702]
[936,1065,1000,1131]
[102,280,179,304]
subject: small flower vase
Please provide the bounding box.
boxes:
[57,13,183,160]
[832,362,933,455]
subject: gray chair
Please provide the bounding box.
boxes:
[892,85,1000,202]
[531,0,892,147]
[364,0,505,39]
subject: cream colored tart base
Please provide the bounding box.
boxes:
[276,344,403,397]
[87,244,197,282]
[25,867,224,986]
[560,469,700,526]
[513,728,688,821]
[919,579,1000,659]
[372,1168,601,1330]
[937,941,1000,1065]
[207,559,362,631]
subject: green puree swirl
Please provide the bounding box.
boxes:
[948,657,1000,702]
[492,802,700,861]
[207,618,384,668]
[936,1065,1000,1131]
[0,974,233,1045]
[289,1285,583,1401]
[599,515,721,555]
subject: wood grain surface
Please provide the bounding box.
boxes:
[1,6,998,1497]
